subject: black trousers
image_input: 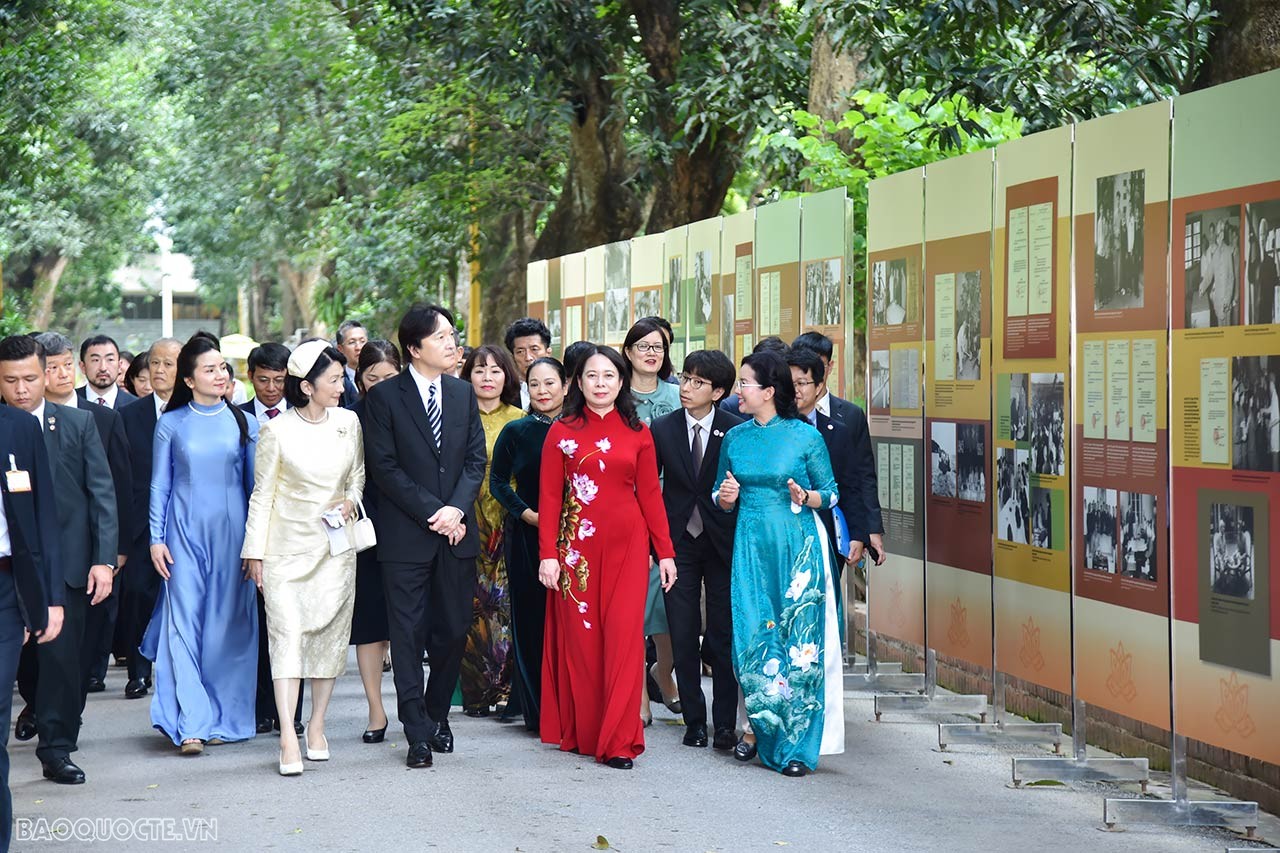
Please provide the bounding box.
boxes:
[504,520,545,732]
[83,587,118,682]
[16,582,88,764]
[255,590,302,724]
[382,552,473,745]
[663,533,737,732]
[119,544,159,681]
[0,571,28,853]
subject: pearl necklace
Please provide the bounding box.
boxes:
[187,402,227,416]
[296,408,329,425]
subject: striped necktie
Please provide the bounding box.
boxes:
[426,382,442,450]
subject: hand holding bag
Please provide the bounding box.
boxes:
[351,498,377,553]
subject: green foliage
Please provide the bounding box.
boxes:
[765,89,1022,335]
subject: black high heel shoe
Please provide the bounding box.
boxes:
[362,724,387,744]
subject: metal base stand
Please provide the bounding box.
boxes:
[937,672,1063,752]
[1012,699,1148,787]
[1103,735,1257,836]
[873,649,988,720]
[844,631,927,692]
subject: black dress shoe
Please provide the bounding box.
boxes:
[604,756,633,770]
[14,711,36,742]
[712,727,736,751]
[362,724,387,744]
[406,741,433,768]
[293,720,304,736]
[86,677,105,693]
[462,706,489,718]
[781,760,808,777]
[428,720,454,753]
[256,717,275,735]
[124,678,149,699]
[733,737,758,762]
[682,724,708,748]
[42,758,86,785]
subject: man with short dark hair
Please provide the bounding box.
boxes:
[77,335,136,410]
[336,320,368,406]
[243,343,291,426]
[790,331,885,567]
[503,317,551,407]
[651,350,742,751]
[0,335,116,785]
[364,304,486,769]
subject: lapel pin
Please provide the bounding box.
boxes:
[48,416,56,431]
[712,429,723,438]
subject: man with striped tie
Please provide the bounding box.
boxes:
[362,304,487,769]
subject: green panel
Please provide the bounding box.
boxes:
[801,187,847,259]
[1173,68,1280,197]
[755,197,801,268]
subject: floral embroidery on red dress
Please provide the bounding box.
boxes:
[554,436,612,629]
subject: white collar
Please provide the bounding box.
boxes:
[685,408,715,434]
[153,393,168,418]
[408,363,442,396]
[86,383,117,407]
[255,398,288,417]
[31,401,47,429]
[816,391,832,417]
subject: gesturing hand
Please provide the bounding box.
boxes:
[786,478,808,507]
[538,558,561,590]
[717,470,740,509]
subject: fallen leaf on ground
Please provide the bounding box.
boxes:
[591,835,611,850]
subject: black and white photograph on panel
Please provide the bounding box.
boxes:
[633,289,661,323]
[885,257,910,325]
[956,270,982,380]
[1031,486,1058,550]
[1184,205,1241,328]
[956,423,986,502]
[548,309,562,345]
[587,301,605,344]
[721,295,735,363]
[1232,355,1280,473]
[605,241,631,338]
[997,447,1030,545]
[1030,372,1065,476]
[870,349,890,410]
[693,250,713,328]
[1094,170,1145,311]
[667,256,683,325]
[1120,491,1158,582]
[872,259,889,327]
[1083,485,1119,574]
[1209,502,1255,600]
[1245,199,1280,326]
[805,259,843,327]
[1008,372,1029,442]
[930,421,957,499]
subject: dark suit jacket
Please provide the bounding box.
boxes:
[42,401,117,587]
[341,372,360,409]
[824,394,883,540]
[718,393,742,415]
[79,398,133,558]
[76,385,138,411]
[363,369,487,564]
[651,407,742,556]
[119,393,160,553]
[814,412,862,558]
[0,405,64,628]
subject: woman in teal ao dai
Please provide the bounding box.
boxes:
[713,351,845,776]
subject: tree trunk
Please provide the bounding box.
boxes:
[26,250,69,330]
[276,259,323,337]
[531,68,642,260]
[1191,0,1280,90]
[479,208,539,344]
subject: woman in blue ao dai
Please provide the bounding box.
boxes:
[713,350,844,777]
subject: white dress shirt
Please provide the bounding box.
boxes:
[153,394,168,419]
[685,408,715,452]
[407,364,443,417]
[31,401,47,431]
[816,390,832,419]
[85,383,119,408]
[520,381,530,410]
[251,398,288,426]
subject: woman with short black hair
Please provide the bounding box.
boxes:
[242,339,365,776]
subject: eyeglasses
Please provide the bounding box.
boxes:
[793,379,816,388]
[677,373,709,390]
[734,381,763,392]
[631,342,666,355]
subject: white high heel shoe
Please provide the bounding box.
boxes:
[305,733,329,761]
[279,750,303,776]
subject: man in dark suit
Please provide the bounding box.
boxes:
[0,335,116,785]
[238,342,302,734]
[336,320,367,407]
[116,337,181,700]
[652,350,742,751]
[76,334,138,410]
[0,401,64,850]
[363,304,486,769]
[792,332,886,566]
